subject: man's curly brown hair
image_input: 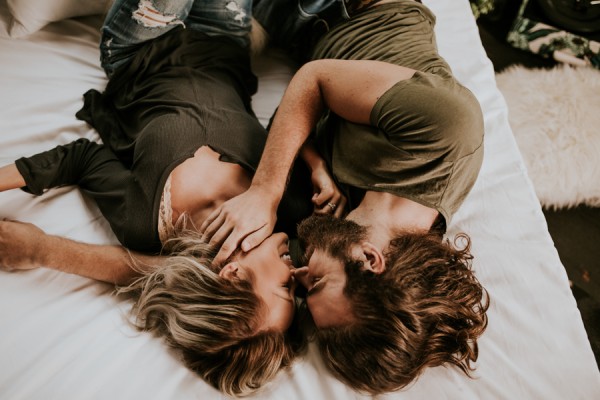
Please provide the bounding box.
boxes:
[299,217,489,394]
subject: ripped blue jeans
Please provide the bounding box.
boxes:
[100,0,252,76]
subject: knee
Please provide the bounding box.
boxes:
[132,0,189,28]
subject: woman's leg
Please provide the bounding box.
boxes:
[100,0,195,77]
[186,0,253,49]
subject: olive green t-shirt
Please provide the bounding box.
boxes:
[312,1,484,226]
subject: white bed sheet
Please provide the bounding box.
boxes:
[1,1,599,399]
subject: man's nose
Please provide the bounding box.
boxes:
[293,266,310,289]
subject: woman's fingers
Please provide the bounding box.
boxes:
[333,196,347,218]
[312,185,333,206]
[313,192,346,215]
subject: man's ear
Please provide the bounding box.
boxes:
[361,242,386,274]
[219,262,240,280]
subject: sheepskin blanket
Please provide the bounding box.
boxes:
[495,64,600,209]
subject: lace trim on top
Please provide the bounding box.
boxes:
[158,174,175,245]
[158,174,190,245]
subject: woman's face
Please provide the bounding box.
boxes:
[221,232,297,332]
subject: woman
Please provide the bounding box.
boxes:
[0,0,344,395]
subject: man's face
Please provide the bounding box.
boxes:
[295,249,354,327]
[296,215,367,327]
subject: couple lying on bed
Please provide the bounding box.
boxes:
[0,0,488,396]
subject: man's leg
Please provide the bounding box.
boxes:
[186,0,253,49]
[252,0,346,61]
[100,0,195,77]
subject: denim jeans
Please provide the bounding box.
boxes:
[100,0,253,76]
[253,0,349,61]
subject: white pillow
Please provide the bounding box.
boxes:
[7,0,110,37]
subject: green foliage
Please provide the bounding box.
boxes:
[470,0,496,19]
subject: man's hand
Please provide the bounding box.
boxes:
[0,219,46,271]
[200,186,280,265]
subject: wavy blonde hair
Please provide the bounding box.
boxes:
[119,232,304,396]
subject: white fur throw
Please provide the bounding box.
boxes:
[495,64,600,209]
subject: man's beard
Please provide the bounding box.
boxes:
[297,215,368,262]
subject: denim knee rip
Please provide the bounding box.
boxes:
[225,1,248,23]
[132,0,186,28]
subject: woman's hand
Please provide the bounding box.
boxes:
[300,142,347,218]
[200,186,280,265]
[309,160,347,218]
[0,219,45,271]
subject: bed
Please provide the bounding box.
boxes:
[1,0,599,399]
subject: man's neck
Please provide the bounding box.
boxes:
[346,191,438,249]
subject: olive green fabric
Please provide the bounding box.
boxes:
[312,1,453,78]
[312,1,484,225]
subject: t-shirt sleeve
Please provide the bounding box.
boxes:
[15,138,127,195]
[370,72,483,160]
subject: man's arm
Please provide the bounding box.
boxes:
[202,59,416,264]
[245,59,414,196]
[0,220,162,285]
[199,62,329,262]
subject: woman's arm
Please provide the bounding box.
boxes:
[15,138,125,196]
[0,163,26,192]
[202,59,416,264]
[0,220,162,285]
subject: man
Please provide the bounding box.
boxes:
[200,0,489,394]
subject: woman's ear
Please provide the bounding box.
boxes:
[219,262,240,280]
[361,242,386,274]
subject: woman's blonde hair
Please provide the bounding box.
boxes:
[119,232,304,396]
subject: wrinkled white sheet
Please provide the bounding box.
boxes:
[1,1,599,399]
